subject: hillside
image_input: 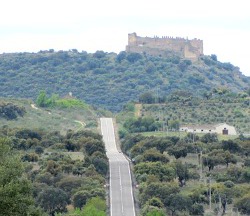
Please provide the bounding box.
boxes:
[116,92,250,134]
[141,100,250,134]
[0,50,249,111]
[0,98,106,134]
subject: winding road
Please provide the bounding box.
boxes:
[100,118,136,216]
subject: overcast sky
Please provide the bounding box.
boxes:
[0,0,249,76]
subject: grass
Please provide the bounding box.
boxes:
[64,152,84,161]
[0,98,99,134]
[139,131,238,141]
[140,131,186,138]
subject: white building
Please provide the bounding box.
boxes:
[180,123,237,135]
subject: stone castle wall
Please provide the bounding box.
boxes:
[126,32,203,60]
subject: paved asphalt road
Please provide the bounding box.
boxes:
[100,118,136,216]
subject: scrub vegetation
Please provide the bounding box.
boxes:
[0,50,249,111]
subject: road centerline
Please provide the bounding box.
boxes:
[100,118,136,216]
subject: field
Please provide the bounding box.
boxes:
[140,99,250,134]
[139,131,238,141]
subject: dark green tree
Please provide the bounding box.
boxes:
[139,92,155,104]
[36,90,48,107]
[141,148,169,163]
[73,190,91,209]
[165,193,192,216]
[116,51,127,62]
[37,187,70,215]
[168,142,188,159]
[211,54,217,61]
[126,52,142,63]
[201,133,218,143]
[235,193,250,215]
[174,161,189,187]
[0,138,38,215]
[222,140,241,153]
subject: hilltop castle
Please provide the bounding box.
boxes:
[126,32,203,61]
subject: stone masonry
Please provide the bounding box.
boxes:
[126,32,203,61]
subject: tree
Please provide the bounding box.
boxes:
[140,181,180,205]
[201,133,218,143]
[235,193,250,215]
[35,146,44,154]
[139,92,155,104]
[73,190,91,209]
[165,193,192,216]
[56,176,83,195]
[116,51,127,62]
[174,161,189,187]
[168,120,180,131]
[203,150,237,171]
[0,102,26,120]
[146,209,166,216]
[126,52,142,63]
[46,160,61,176]
[178,60,191,72]
[168,141,188,159]
[222,140,241,153]
[91,156,109,176]
[134,162,176,182]
[93,50,106,58]
[223,151,237,167]
[124,117,159,133]
[141,148,169,163]
[22,152,39,162]
[190,203,204,215]
[203,92,212,100]
[80,197,106,216]
[211,54,217,61]
[147,197,164,208]
[37,187,70,215]
[83,138,105,156]
[0,138,38,215]
[36,90,48,107]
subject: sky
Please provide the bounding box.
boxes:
[0,0,250,76]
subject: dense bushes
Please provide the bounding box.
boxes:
[0,127,108,215]
[0,102,26,120]
[124,117,160,132]
[36,90,87,108]
[121,133,250,215]
[0,51,249,111]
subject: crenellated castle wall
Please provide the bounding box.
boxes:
[126,33,203,60]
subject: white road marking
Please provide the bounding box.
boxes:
[100,118,136,216]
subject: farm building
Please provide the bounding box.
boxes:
[179,123,237,135]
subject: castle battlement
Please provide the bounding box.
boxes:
[126,32,203,60]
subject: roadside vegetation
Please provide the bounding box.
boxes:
[0,127,108,216]
[121,133,250,216]
[116,91,250,215]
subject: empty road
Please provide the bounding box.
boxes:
[100,118,136,216]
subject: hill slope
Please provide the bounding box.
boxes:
[0,98,104,134]
[0,50,249,111]
[140,98,250,134]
